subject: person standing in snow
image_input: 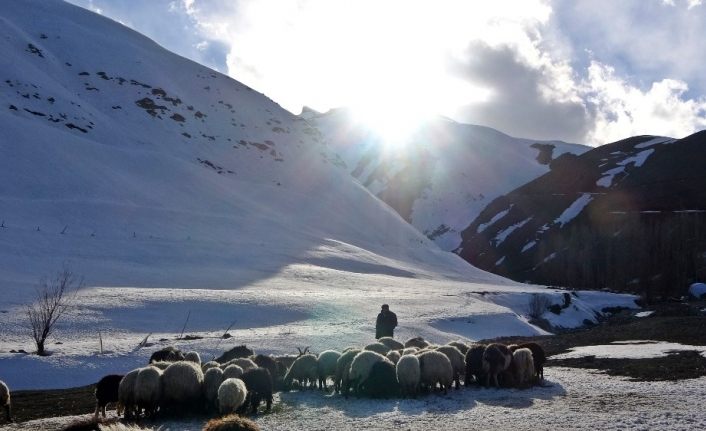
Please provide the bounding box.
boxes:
[375,304,398,339]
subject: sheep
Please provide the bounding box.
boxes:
[184,351,201,365]
[274,355,297,371]
[216,345,255,364]
[316,350,342,391]
[202,361,221,373]
[482,343,512,388]
[161,361,204,410]
[396,354,420,397]
[117,368,140,418]
[223,364,244,380]
[283,353,318,390]
[150,361,171,370]
[134,366,162,417]
[512,348,536,388]
[386,350,401,364]
[218,378,248,415]
[240,367,274,413]
[253,354,280,385]
[377,336,404,350]
[223,358,257,371]
[364,342,391,355]
[93,374,122,418]
[61,418,157,431]
[1,380,11,423]
[464,344,487,386]
[401,347,419,355]
[418,350,453,394]
[404,336,430,349]
[203,414,261,431]
[447,341,470,355]
[204,367,225,410]
[361,360,399,398]
[149,346,184,364]
[335,348,361,395]
[435,345,465,389]
[510,342,546,381]
[348,351,389,397]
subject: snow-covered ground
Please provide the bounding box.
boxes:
[6,367,706,430]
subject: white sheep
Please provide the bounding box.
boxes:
[99,424,156,431]
[1,380,11,422]
[396,354,420,397]
[513,348,536,387]
[404,336,430,349]
[149,361,171,371]
[335,348,361,395]
[377,336,404,350]
[223,358,257,371]
[348,350,390,396]
[203,367,225,409]
[284,353,318,389]
[386,350,401,364]
[217,378,248,415]
[223,364,244,380]
[161,361,204,408]
[418,350,453,394]
[447,341,470,355]
[134,366,162,417]
[364,342,391,355]
[316,350,342,391]
[117,368,141,418]
[435,345,465,389]
[184,351,201,365]
[401,347,419,355]
[202,361,220,372]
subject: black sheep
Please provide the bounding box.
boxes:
[464,344,486,386]
[93,374,123,418]
[239,367,273,414]
[253,354,281,386]
[483,343,513,388]
[216,345,254,364]
[361,361,399,398]
[149,345,184,363]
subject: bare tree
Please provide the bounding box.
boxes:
[527,294,552,320]
[25,266,82,356]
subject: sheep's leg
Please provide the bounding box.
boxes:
[493,374,499,388]
[266,395,272,411]
[94,403,100,418]
[455,374,460,390]
[485,374,490,388]
[102,404,107,418]
[5,405,12,422]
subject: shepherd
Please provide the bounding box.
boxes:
[375,304,398,339]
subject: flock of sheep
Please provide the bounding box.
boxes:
[0,336,545,430]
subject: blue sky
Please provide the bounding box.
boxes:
[66,0,706,145]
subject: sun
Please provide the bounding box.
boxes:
[349,97,433,148]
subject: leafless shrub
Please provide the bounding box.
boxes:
[25,266,82,355]
[527,294,552,320]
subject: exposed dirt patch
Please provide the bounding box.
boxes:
[7,384,97,424]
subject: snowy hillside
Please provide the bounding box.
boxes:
[303,108,589,250]
[457,132,706,296]
[0,0,637,391]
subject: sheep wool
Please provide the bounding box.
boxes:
[435,345,465,389]
[117,368,141,418]
[1,380,11,422]
[317,350,342,390]
[335,348,361,394]
[348,351,389,395]
[284,353,318,389]
[377,336,404,350]
[513,348,536,387]
[218,378,248,414]
[396,354,420,397]
[386,350,401,364]
[184,351,201,365]
[204,367,225,406]
[134,366,162,416]
[364,342,391,355]
[223,364,244,380]
[418,350,453,394]
[161,361,204,407]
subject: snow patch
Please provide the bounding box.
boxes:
[552,341,706,360]
[477,206,513,233]
[493,217,531,245]
[634,136,676,149]
[521,240,537,253]
[554,194,593,227]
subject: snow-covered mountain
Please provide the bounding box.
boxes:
[0,0,638,390]
[457,132,706,297]
[303,108,589,250]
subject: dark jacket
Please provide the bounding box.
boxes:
[375,310,398,339]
